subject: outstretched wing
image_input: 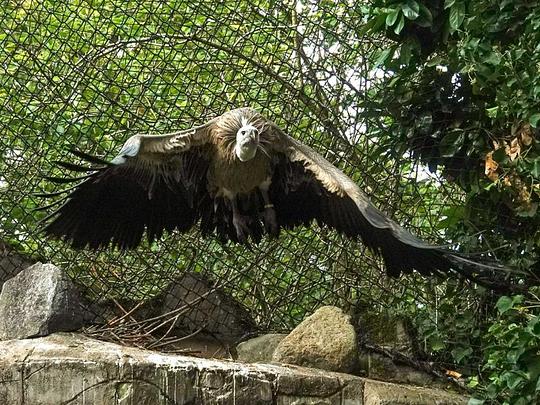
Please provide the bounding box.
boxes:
[269,126,499,279]
[38,123,215,249]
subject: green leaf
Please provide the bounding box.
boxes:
[402,0,420,20]
[394,15,405,34]
[467,398,484,405]
[449,2,465,31]
[430,335,445,351]
[358,11,397,35]
[444,0,456,9]
[492,147,507,163]
[374,47,395,68]
[399,40,415,65]
[496,296,513,314]
[484,51,502,66]
[452,346,473,363]
[468,376,479,389]
[531,317,540,337]
[505,372,525,390]
[507,347,526,363]
[416,4,433,27]
[356,17,378,36]
[356,19,374,36]
[439,129,465,157]
[427,56,444,66]
[529,113,540,127]
[437,205,465,229]
[486,106,499,118]
[386,9,400,27]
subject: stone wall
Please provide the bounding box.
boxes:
[0,333,467,405]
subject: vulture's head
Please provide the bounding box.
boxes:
[214,107,270,162]
[235,118,260,162]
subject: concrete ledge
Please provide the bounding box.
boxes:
[0,333,467,404]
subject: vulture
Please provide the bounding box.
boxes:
[38,107,503,280]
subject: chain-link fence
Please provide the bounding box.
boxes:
[0,1,501,361]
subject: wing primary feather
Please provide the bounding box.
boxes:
[33,186,80,198]
[272,143,516,282]
[43,174,94,184]
[68,148,112,166]
[53,161,95,172]
[33,196,71,212]
[35,205,66,227]
[34,178,95,221]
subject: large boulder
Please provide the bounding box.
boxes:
[237,333,287,363]
[273,306,358,373]
[0,262,85,340]
[355,307,440,386]
[356,308,418,355]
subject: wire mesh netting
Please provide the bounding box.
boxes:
[0,1,493,357]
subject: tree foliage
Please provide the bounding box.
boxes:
[362,0,540,271]
[360,0,540,401]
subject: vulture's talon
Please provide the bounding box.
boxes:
[233,214,251,243]
[262,207,278,236]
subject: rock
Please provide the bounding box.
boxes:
[273,306,358,373]
[354,306,441,386]
[355,307,418,355]
[149,271,257,342]
[0,240,34,288]
[237,333,287,363]
[364,379,466,405]
[0,262,85,340]
[0,332,469,405]
[358,351,439,387]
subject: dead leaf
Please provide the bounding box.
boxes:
[505,137,521,161]
[446,370,462,379]
[485,151,499,181]
[520,123,533,146]
[518,184,531,204]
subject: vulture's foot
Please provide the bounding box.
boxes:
[258,183,278,237]
[229,196,251,243]
[262,205,278,237]
[232,213,251,243]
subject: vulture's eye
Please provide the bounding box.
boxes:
[240,130,246,135]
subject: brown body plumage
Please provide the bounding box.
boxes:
[38,107,509,283]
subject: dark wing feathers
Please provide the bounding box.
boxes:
[41,128,212,249]
[268,156,415,276]
[44,153,207,249]
[270,129,492,279]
